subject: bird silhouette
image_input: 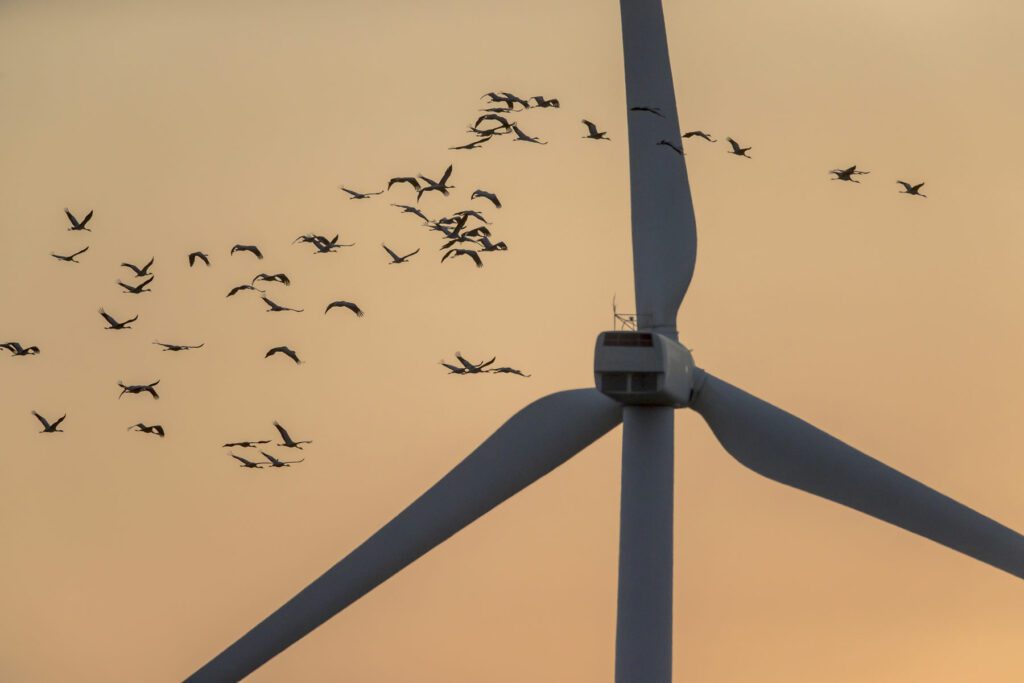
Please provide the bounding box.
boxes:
[470,190,501,209]
[417,165,455,201]
[2,342,40,356]
[449,137,491,151]
[230,453,267,468]
[830,165,870,182]
[260,451,305,467]
[51,247,89,263]
[153,341,204,352]
[391,204,430,223]
[441,248,484,268]
[273,421,312,449]
[64,208,93,231]
[99,308,137,330]
[477,236,508,252]
[451,352,495,374]
[682,130,716,142]
[582,120,610,140]
[325,300,364,317]
[121,257,155,277]
[387,177,421,191]
[128,423,165,437]
[897,180,927,197]
[118,380,160,399]
[223,440,271,449]
[511,125,546,144]
[488,367,531,377]
[117,275,154,294]
[230,244,263,259]
[261,296,303,313]
[629,106,664,118]
[252,273,291,287]
[530,95,560,108]
[382,244,420,264]
[657,140,684,156]
[32,411,66,433]
[227,284,266,297]
[339,186,383,199]
[188,251,210,267]
[266,346,302,364]
[726,137,752,158]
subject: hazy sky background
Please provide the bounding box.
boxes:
[2,1,1023,681]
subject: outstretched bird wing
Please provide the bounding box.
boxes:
[31,411,51,429]
[381,244,401,261]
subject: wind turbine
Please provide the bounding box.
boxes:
[188,1,1024,681]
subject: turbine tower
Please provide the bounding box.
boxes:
[188,1,1024,680]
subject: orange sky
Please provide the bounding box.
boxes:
[2,1,1023,681]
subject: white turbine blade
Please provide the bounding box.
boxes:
[616,406,674,683]
[187,389,623,682]
[620,0,698,335]
[691,371,1024,579]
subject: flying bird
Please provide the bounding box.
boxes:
[470,189,501,209]
[417,164,455,201]
[441,248,484,268]
[2,342,40,356]
[310,234,354,254]
[99,308,137,330]
[227,284,266,297]
[453,352,495,374]
[830,165,870,182]
[117,275,154,294]
[897,180,927,197]
[726,137,752,158]
[657,140,683,155]
[64,208,93,231]
[118,380,160,399]
[153,341,204,352]
[252,273,291,287]
[530,96,560,108]
[511,125,547,144]
[223,440,271,449]
[391,204,430,223]
[260,451,305,468]
[51,247,89,263]
[230,244,263,259]
[681,130,716,142]
[325,300,364,317]
[273,421,312,449]
[449,209,491,224]
[582,120,610,140]
[128,423,165,437]
[477,236,508,252]
[230,453,267,468]
[121,257,155,277]
[449,137,491,151]
[439,361,469,375]
[489,367,531,377]
[261,296,303,313]
[629,106,664,118]
[382,244,420,264]
[32,411,66,433]
[339,186,383,200]
[188,251,210,267]
[387,177,421,191]
[266,346,302,364]
[472,114,514,132]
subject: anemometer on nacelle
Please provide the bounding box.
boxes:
[594,331,696,407]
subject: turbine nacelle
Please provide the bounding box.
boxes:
[594,331,696,407]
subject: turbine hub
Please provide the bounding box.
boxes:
[593,331,696,407]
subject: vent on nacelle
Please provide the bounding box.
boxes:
[602,373,628,392]
[630,372,658,392]
[602,332,653,347]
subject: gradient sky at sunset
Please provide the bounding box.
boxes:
[2,1,1023,681]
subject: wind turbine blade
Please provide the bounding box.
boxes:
[617,407,674,683]
[691,371,1024,579]
[187,389,623,682]
[620,0,698,335]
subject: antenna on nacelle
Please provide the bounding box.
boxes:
[613,295,638,331]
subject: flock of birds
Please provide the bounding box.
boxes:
[10,89,927,467]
